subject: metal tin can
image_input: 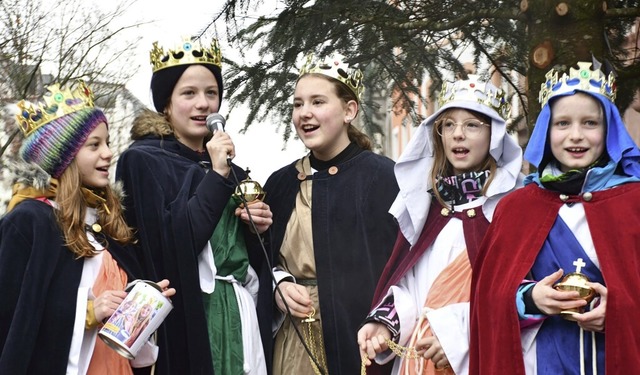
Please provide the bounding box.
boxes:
[98,280,173,359]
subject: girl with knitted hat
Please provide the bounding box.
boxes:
[116,38,271,375]
[470,62,640,374]
[357,75,522,375]
[0,80,175,374]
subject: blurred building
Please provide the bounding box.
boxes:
[380,60,525,161]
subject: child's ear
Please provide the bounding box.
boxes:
[345,100,358,123]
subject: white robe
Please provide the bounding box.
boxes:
[66,207,106,375]
[376,198,486,375]
[199,242,267,375]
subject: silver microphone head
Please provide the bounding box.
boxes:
[206,113,226,133]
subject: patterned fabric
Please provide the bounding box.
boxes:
[365,295,400,340]
[538,157,609,195]
[435,171,489,207]
[19,108,107,178]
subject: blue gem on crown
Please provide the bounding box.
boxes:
[150,38,222,73]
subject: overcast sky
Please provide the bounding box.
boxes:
[104,0,306,184]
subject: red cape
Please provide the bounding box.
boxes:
[470,183,640,374]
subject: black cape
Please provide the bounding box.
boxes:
[0,199,141,374]
[116,135,249,375]
[254,150,399,374]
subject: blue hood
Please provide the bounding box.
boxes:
[525,89,640,178]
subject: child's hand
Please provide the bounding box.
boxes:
[274,281,312,317]
[416,336,450,370]
[532,269,587,315]
[94,290,128,322]
[573,282,607,332]
[357,322,391,366]
[156,279,176,298]
[235,201,272,234]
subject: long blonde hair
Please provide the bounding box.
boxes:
[430,109,497,209]
[56,161,134,258]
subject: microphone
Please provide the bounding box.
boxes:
[206,114,322,374]
[206,113,226,133]
[205,113,232,166]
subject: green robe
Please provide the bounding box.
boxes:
[202,199,249,375]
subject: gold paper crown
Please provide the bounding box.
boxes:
[438,75,510,118]
[299,53,365,101]
[539,62,616,106]
[150,38,222,73]
[16,80,95,137]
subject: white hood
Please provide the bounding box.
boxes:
[390,94,523,245]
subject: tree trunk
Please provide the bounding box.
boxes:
[524,0,607,145]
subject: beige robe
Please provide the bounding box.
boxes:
[273,157,328,375]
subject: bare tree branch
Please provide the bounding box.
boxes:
[0,0,144,159]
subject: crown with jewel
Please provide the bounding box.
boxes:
[16,80,95,137]
[299,53,365,101]
[539,62,616,106]
[150,38,222,73]
[438,75,511,118]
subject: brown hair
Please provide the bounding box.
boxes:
[55,161,134,258]
[302,73,372,151]
[430,109,497,209]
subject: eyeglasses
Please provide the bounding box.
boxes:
[436,118,490,137]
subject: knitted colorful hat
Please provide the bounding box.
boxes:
[16,80,108,178]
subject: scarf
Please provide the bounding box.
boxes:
[7,178,111,215]
[434,170,489,207]
[7,179,58,212]
[539,156,609,195]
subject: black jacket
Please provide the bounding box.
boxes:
[0,199,141,374]
[254,150,399,374]
[117,124,248,375]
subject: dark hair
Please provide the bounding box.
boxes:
[150,64,223,113]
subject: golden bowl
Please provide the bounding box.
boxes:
[554,272,595,320]
[232,178,266,208]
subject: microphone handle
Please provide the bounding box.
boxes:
[209,122,231,166]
